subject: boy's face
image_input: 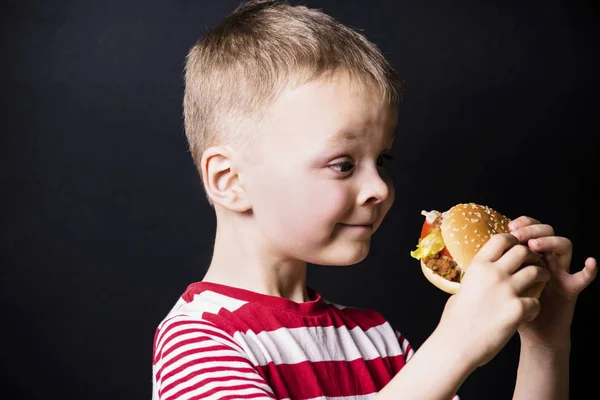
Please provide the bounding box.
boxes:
[242,73,397,266]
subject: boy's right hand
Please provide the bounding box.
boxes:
[434,233,550,369]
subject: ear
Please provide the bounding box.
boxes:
[200,146,251,212]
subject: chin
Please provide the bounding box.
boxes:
[314,241,371,266]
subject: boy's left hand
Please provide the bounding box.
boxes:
[508,216,597,350]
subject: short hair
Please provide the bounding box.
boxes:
[183,0,404,187]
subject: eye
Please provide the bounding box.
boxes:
[329,160,355,174]
[377,153,394,167]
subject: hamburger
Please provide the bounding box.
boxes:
[410,202,546,298]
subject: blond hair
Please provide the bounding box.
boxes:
[183,0,404,186]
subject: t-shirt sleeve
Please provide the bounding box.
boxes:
[394,329,415,363]
[394,329,460,400]
[152,315,275,400]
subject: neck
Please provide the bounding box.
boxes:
[202,212,310,303]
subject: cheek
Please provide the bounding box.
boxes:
[252,171,350,236]
[282,177,350,227]
[306,182,351,222]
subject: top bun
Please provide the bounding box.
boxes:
[440,203,511,272]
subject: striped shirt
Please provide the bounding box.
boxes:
[152,281,460,400]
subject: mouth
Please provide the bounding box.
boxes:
[341,223,374,230]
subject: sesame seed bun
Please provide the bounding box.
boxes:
[440,203,512,272]
[421,203,546,298]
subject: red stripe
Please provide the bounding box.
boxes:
[202,305,389,336]
[157,332,215,362]
[158,364,257,391]
[166,382,269,400]
[159,353,252,383]
[156,317,205,349]
[156,322,241,360]
[157,319,236,348]
[396,333,414,361]
[157,318,236,350]
[157,343,235,382]
[161,335,230,360]
[160,366,268,398]
[152,328,161,364]
[218,392,275,400]
[257,355,406,399]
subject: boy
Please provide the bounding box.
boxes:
[152,1,597,399]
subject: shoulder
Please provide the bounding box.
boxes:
[152,286,251,362]
[152,306,273,400]
[324,298,395,328]
[152,312,245,364]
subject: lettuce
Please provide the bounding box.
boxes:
[410,228,446,260]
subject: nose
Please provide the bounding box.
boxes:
[356,169,392,205]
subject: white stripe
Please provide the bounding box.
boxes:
[163,367,265,388]
[180,289,248,315]
[233,322,402,366]
[203,387,273,400]
[304,395,375,400]
[163,376,272,400]
[327,301,347,310]
[160,298,187,325]
[405,346,415,361]
[157,318,244,355]
[159,359,255,383]
[156,316,215,352]
[160,346,247,384]
[400,337,414,361]
[159,327,243,360]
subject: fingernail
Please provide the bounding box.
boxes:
[531,239,540,247]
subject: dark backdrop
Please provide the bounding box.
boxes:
[2,0,598,399]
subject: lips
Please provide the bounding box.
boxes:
[346,218,377,226]
[341,222,375,230]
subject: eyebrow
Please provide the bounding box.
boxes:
[324,130,396,149]
[324,131,360,148]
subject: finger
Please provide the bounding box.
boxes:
[499,244,544,274]
[508,216,541,230]
[563,257,598,295]
[474,233,519,263]
[519,296,542,323]
[511,265,550,296]
[510,224,555,243]
[528,236,572,272]
[517,297,542,332]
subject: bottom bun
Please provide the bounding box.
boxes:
[421,261,546,299]
[420,261,460,295]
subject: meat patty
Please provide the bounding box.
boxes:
[423,253,460,282]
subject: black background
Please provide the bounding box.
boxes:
[1,0,598,399]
